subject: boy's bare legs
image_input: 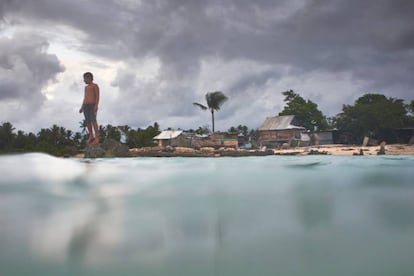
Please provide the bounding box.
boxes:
[92,121,99,144]
[87,123,94,144]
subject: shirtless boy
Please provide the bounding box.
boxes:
[79,72,100,144]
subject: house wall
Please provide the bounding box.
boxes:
[158,139,168,147]
[258,129,302,147]
[157,135,191,147]
[191,133,238,148]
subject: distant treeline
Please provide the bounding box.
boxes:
[0,122,161,156]
[1,92,413,156]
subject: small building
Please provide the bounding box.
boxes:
[153,130,190,147]
[191,132,238,149]
[258,115,305,147]
[237,133,250,148]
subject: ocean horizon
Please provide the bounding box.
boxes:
[1,153,414,276]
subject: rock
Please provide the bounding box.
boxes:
[308,149,328,155]
[101,139,130,157]
[164,145,174,152]
[409,135,414,145]
[353,149,364,156]
[200,147,215,153]
[281,143,290,149]
[377,141,386,155]
[175,147,195,153]
[84,139,130,158]
[84,144,106,158]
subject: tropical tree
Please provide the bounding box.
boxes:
[407,100,414,126]
[409,100,414,114]
[107,125,122,141]
[13,130,27,151]
[228,125,249,136]
[0,122,15,150]
[193,91,228,132]
[279,90,329,131]
[334,93,409,143]
[195,125,210,135]
[73,132,85,147]
[79,120,87,135]
[125,123,160,148]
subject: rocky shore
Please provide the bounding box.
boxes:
[128,146,275,157]
[272,144,414,156]
[76,139,414,158]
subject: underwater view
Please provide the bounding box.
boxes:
[1,153,414,276]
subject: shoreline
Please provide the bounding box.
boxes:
[131,144,414,157]
[71,143,414,158]
[273,144,414,156]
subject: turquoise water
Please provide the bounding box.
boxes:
[1,153,414,276]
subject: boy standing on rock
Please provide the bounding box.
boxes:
[79,72,100,144]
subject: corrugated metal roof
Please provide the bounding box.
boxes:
[258,115,305,131]
[153,130,183,140]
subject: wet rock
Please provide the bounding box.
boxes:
[353,149,364,156]
[281,143,290,149]
[84,139,130,158]
[84,144,106,158]
[308,149,329,155]
[101,139,130,157]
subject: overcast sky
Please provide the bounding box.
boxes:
[1,0,413,133]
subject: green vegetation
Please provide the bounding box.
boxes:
[408,100,414,116]
[279,90,330,131]
[193,91,229,132]
[184,125,211,135]
[334,94,412,143]
[125,123,160,148]
[0,122,161,156]
[1,92,413,156]
[0,123,79,156]
[228,125,249,136]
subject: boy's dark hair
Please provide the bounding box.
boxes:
[83,72,93,80]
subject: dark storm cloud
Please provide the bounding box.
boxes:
[282,0,414,69]
[113,0,414,95]
[6,0,414,84]
[0,0,13,20]
[0,32,65,104]
[2,0,413,129]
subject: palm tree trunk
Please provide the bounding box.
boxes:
[211,110,215,133]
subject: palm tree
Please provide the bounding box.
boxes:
[193,91,228,132]
[79,120,87,135]
[0,122,15,150]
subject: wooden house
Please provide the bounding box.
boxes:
[257,115,305,147]
[191,132,238,149]
[153,130,190,147]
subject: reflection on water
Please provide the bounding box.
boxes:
[1,153,414,275]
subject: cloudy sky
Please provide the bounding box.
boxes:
[1,0,413,133]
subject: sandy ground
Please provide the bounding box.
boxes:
[273,144,414,156]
